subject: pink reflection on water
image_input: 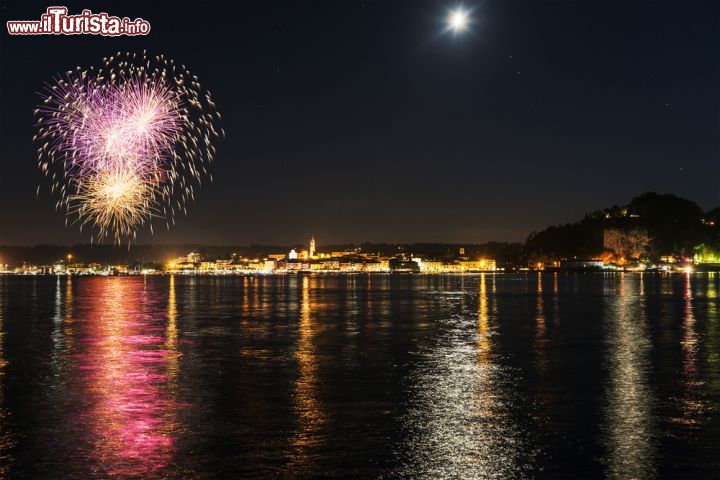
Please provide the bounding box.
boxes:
[74,277,184,477]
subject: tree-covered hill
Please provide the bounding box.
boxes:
[526,192,718,260]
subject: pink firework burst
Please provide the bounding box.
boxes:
[35,51,223,245]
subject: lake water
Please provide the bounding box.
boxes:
[0,273,719,479]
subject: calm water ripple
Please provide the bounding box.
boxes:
[0,273,719,478]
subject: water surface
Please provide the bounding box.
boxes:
[0,273,719,478]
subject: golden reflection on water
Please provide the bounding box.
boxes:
[552,272,560,326]
[77,277,183,477]
[475,272,498,415]
[478,273,489,355]
[367,274,374,316]
[0,279,13,476]
[603,273,656,479]
[64,276,74,352]
[52,276,62,348]
[167,276,178,348]
[242,276,250,315]
[536,272,545,334]
[675,274,706,426]
[166,275,181,396]
[534,273,549,374]
[288,275,325,472]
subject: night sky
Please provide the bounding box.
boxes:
[1,0,718,246]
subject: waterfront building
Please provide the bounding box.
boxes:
[364,261,385,272]
[415,258,496,273]
[459,259,496,271]
[199,261,218,271]
[389,258,420,272]
[264,259,278,271]
[560,260,603,270]
[187,252,203,263]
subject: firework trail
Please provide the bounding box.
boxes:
[34,51,223,245]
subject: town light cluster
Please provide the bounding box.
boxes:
[3,236,716,276]
[1,237,499,275]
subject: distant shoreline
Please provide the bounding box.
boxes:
[1,270,714,277]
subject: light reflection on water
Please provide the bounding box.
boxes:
[0,278,13,476]
[395,274,537,479]
[0,274,719,478]
[705,274,720,396]
[677,273,706,426]
[74,277,186,477]
[535,272,549,375]
[287,275,326,474]
[602,273,657,479]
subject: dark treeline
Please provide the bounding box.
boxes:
[526,192,720,259]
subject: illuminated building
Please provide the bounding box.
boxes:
[459,259,497,272]
[415,258,497,273]
[263,260,278,271]
[364,261,385,272]
[199,262,218,271]
[289,249,298,260]
[331,251,355,258]
[339,261,366,272]
[305,260,339,271]
[286,262,308,271]
[309,236,316,259]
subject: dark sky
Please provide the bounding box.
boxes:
[1,0,718,246]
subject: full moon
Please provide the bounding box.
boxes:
[448,9,469,32]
